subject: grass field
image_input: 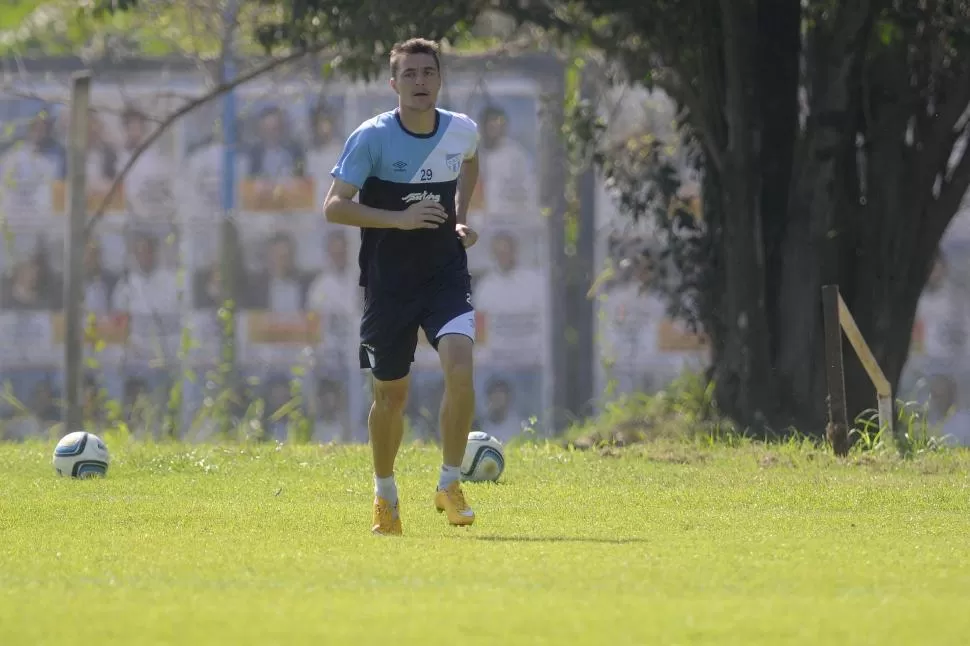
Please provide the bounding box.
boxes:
[2,436,970,645]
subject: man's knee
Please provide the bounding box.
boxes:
[372,376,409,413]
[438,334,474,388]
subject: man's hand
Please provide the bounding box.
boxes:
[456,223,478,248]
[399,200,448,230]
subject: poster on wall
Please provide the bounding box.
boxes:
[451,83,542,229]
[176,79,362,442]
[899,227,970,446]
[591,177,710,407]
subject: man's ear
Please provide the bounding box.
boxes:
[390,77,398,95]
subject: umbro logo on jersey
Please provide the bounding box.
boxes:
[403,191,441,204]
[392,160,408,172]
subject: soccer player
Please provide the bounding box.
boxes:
[323,38,482,535]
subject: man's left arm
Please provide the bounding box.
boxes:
[455,152,479,226]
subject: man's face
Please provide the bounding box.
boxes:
[268,384,289,410]
[87,115,103,146]
[492,235,517,272]
[32,382,53,411]
[315,114,334,145]
[125,382,146,407]
[84,383,98,407]
[268,239,292,277]
[259,112,283,145]
[84,242,102,273]
[483,113,507,147]
[635,257,654,286]
[928,375,956,415]
[134,238,156,272]
[391,53,441,112]
[15,259,39,289]
[487,386,509,421]
[28,116,50,144]
[327,233,347,271]
[125,116,146,147]
[318,385,339,417]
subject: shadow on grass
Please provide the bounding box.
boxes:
[470,535,648,545]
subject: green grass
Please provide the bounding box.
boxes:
[2,437,969,645]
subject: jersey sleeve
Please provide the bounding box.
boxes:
[330,122,379,189]
[453,113,480,160]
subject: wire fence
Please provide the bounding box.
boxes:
[0,52,717,444]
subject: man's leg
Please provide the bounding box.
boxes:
[437,334,475,477]
[360,304,419,536]
[424,307,478,526]
[369,374,409,482]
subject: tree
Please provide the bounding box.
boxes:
[491,0,970,445]
[14,0,963,446]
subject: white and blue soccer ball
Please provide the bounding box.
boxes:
[52,432,110,478]
[461,431,505,483]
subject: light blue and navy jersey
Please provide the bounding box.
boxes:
[331,108,479,295]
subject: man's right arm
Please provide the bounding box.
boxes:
[324,124,400,228]
[324,125,447,230]
[323,178,401,228]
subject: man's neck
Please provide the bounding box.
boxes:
[398,106,437,134]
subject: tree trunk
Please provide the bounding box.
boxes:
[699,1,959,439]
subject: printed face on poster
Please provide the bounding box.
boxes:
[0,367,64,440]
[402,366,543,444]
[111,223,184,366]
[178,83,347,217]
[0,86,179,224]
[467,226,548,368]
[310,369,358,443]
[593,179,711,401]
[450,87,541,226]
[236,87,346,213]
[0,225,122,367]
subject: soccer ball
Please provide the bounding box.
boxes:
[461,431,505,482]
[52,432,110,478]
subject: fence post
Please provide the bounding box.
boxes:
[821,284,849,456]
[63,71,91,432]
[821,284,897,455]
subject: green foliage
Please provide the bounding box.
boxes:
[11,0,485,79]
[562,367,961,458]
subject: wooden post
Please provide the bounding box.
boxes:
[63,71,91,431]
[835,291,895,448]
[821,285,849,456]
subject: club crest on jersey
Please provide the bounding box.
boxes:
[403,191,441,204]
[445,153,462,173]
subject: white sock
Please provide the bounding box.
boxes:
[375,475,397,505]
[438,465,461,491]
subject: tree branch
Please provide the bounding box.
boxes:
[84,42,332,235]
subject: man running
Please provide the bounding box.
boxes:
[323,37,481,535]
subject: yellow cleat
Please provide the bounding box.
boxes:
[434,481,475,526]
[372,496,402,536]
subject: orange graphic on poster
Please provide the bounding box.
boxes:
[246,311,322,344]
[657,318,709,352]
[52,181,126,214]
[240,178,315,211]
[51,312,130,345]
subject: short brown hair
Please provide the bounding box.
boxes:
[389,38,441,78]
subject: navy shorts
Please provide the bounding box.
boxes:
[359,278,475,382]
